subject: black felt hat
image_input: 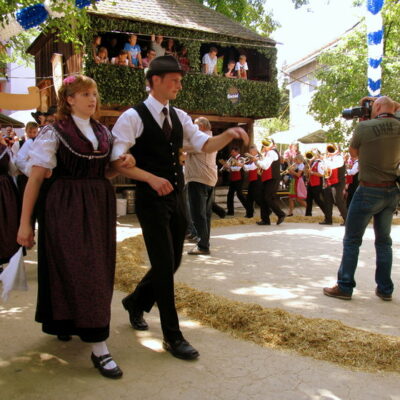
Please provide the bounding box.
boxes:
[145,55,186,80]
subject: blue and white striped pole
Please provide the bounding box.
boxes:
[0,1,99,43]
[366,0,384,96]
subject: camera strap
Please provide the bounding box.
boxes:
[376,113,396,119]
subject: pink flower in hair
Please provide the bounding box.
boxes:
[63,76,77,85]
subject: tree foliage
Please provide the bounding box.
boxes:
[308,0,400,143]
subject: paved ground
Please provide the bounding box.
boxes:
[1,212,400,400]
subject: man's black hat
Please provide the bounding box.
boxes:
[145,55,186,80]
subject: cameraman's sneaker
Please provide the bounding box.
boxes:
[375,288,392,301]
[323,285,352,300]
[188,246,210,255]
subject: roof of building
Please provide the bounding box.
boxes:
[0,113,24,128]
[283,21,360,73]
[89,0,275,45]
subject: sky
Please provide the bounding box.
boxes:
[265,0,365,69]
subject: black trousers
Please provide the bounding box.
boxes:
[346,181,359,208]
[260,178,285,222]
[246,179,263,217]
[305,184,325,216]
[123,186,187,341]
[323,182,347,222]
[227,179,248,215]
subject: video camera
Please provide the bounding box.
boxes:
[342,100,373,120]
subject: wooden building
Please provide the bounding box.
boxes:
[27,0,280,186]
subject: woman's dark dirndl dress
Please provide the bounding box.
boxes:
[35,117,116,342]
[0,144,20,265]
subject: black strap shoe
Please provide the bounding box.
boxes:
[57,335,72,342]
[256,220,270,225]
[122,297,149,331]
[163,338,199,360]
[91,353,123,379]
[319,221,333,225]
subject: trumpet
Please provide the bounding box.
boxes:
[218,156,244,171]
[280,163,296,176]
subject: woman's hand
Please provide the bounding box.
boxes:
[119,153,136,168]
[17,223,35,249]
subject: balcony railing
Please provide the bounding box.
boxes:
[87,64,279,119]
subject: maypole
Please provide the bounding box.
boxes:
[366,0,384,96]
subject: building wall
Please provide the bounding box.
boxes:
[286,60,323,135]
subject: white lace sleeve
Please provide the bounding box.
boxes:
[26,126,59,176]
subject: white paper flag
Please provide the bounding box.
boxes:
[0,247,28,302]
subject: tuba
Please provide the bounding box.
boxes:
[261,138,273,148]
[326,143,337,154]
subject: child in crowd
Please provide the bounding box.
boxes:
[178,47,190,72]
[165,38,177,58]
[92,35,102,58]
[111,50,132,67]
[123,34,143,68]
[95,47,109,64]
[224,60,236,78]
[235,55,248,79]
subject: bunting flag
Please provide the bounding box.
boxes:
[0,0,100,43]
[366,0,384,96]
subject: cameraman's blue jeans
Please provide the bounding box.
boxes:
[188,181,214,251]
[337,185,400,295]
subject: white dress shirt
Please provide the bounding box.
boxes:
[257,149,279,170]
[347,159,359,175]
[111,94,210,161]
[26,114,99,176]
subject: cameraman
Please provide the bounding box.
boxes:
[324,96,400,301]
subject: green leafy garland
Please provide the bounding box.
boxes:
[84,15,279,118]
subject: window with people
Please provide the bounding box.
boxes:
[92,33,191,72]
[200,44,271,81]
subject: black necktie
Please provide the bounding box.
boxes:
[162,107,172,140]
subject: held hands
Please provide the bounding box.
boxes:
[148,175,174,196]
[119,153,136,168]
[17,224,35,249]
[226,127,249,145]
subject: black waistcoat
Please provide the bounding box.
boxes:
[271,149,281,180]
[131,102,184,191]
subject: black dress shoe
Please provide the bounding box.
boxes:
[319,221,333,225]
[57,335,72,342]
[245,214,253,218]
[163,338,199,360]
[122,298,149,331]
[256,220,270,225]
[277,215,286,225]
[91,353,123,379]
[226,212,234,216]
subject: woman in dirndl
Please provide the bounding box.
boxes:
[287,154,307,216]
[17,75,133,379]
[0,137,20,273]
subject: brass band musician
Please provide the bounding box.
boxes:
[305,149,327,218]
[320,144,347,225]
[255,138,286,225]
[222,147,249,216]
[242,145,263,218]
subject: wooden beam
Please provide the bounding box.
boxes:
[189,114,254,124]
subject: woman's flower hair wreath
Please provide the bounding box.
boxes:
[63,76,77,85]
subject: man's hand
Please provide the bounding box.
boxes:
[226,127,249,145]
[147,175,174,196]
